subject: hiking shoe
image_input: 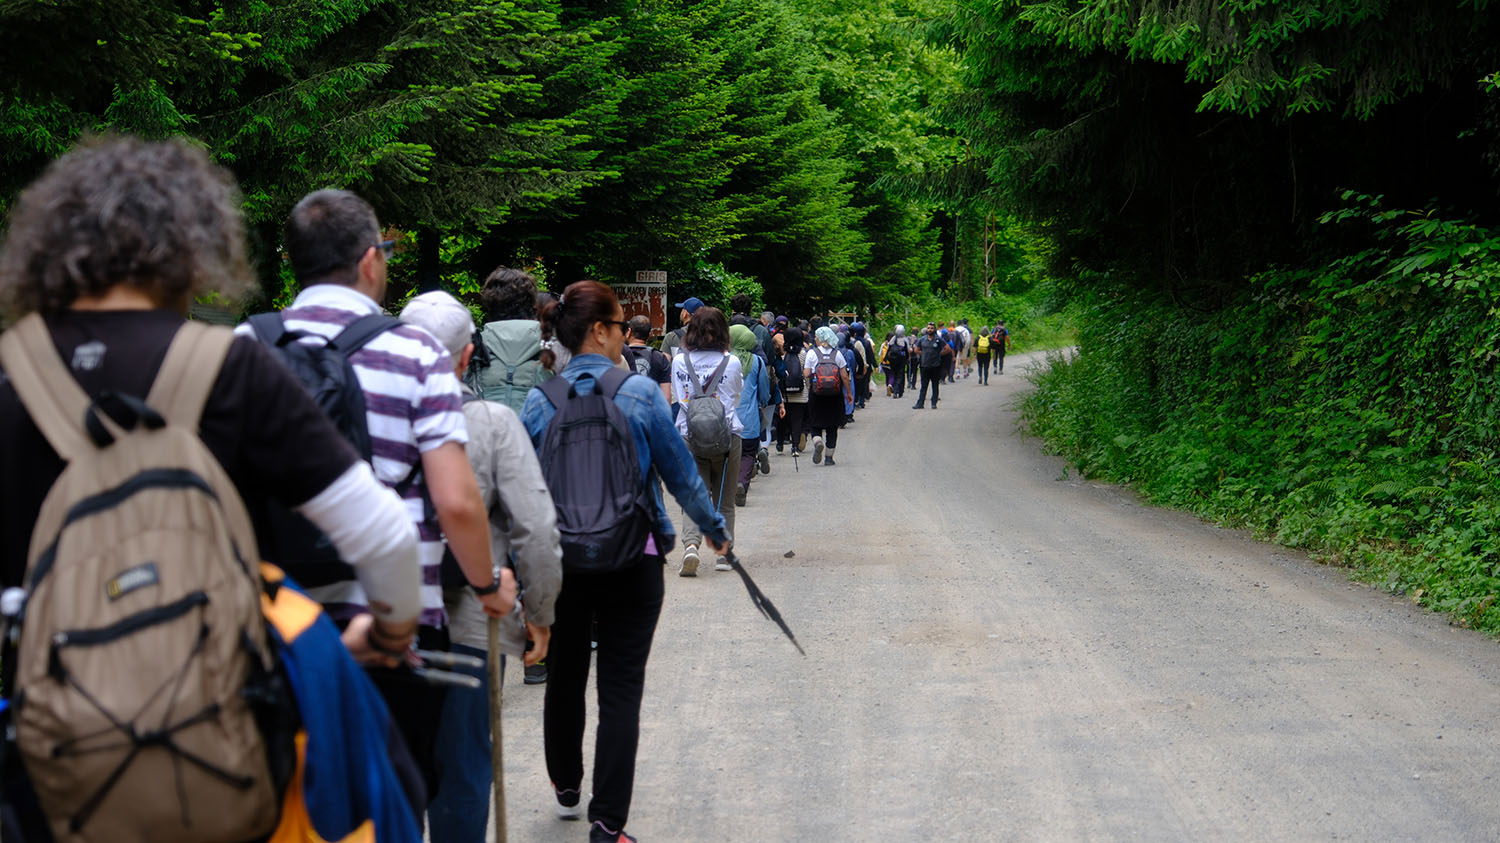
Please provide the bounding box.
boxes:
[590,821,637,842]
[824,455,836,466]
[911,403,923,410]
[715,556,732,572]
[555,788,583,820]
[757,447,771,475]
[776,443,784,453]
[812,436,824,464]
[679,545,700,577]
[735,484,747,507]
[524,660,548,685]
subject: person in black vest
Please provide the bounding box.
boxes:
[913,322,947,409]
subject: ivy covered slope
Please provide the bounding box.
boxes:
[947,3,1500,628]
[0,0,956,312]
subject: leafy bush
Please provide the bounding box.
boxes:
[1021,198,1500,630]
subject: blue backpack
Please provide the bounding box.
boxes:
[537,369,654,573]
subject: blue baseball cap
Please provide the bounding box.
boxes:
[674,296,705,314]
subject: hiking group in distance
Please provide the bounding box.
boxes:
[0,135,1011,843]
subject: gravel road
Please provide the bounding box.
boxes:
[493,350,1500,842]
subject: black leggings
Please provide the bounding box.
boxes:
[808,425,839,450]
[977,354,990,382]
[545,556,665,833]
[778,402,808,450]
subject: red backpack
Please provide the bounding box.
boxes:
[810,348,843,396]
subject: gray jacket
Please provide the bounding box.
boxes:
[444,386,563,655]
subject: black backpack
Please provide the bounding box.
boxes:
[248,312,416,586]
[886,337,908,365]
[782,350,805,394]
[537,369,654,574]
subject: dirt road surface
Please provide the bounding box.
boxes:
[493,350,1500,842]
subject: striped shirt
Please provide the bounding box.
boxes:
[239,284,466,627]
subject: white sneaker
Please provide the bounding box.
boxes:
[679,545,700,577]
[715,556,732,572]
[812,436,825,464]
[556,789,583,820]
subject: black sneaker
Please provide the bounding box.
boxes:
[911,403,923,410]
[756,447,771,475]
[590,821,638,842]
[525,660,548,685]
[735,484,747,507]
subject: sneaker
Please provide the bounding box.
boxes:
[555,787,583,820]
[756,447,771,475]
[776,442,784,453]
[524,660,548,685]
[715,556,732,572]
[911,403,923,410]
[812,436,824,464]
[679,545,700,577]
[735,484,747,507]
[590,821,637,842]
[824,454,836,466]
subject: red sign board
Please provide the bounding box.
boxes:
[613,277,667,337]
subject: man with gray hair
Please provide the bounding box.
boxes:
[400,290,563,841]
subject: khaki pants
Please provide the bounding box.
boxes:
[681,444,736,549]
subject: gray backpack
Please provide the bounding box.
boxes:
[682,353,734,458]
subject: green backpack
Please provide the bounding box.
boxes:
[466,320,552,412]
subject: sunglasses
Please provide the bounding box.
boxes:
[603,319,631,332]
[375,239,396,259]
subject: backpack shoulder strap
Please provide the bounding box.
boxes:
[538,371,576,409]
[683,353,708,397]
[596,366,632,401]
[329,313,401,353]
[146,322,236,431]
[0,313,97,460]
[701,353,730,395]
[247,312,287,346]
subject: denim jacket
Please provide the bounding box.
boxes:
[521,353,730,549]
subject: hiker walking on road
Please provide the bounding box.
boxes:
[777,327,810,455]
[670,306,744,574]
[913,322,947,409]
[623,315,673,407]
[974,326,994,385]
[400,291,563,842]
[884,325,910,399]
[520,281,730,843]
[252,189,517,811]
[0,137,425,841]
[731,324,773,507]
[469,266,552,412]
[993,320,1012,374]
[805,325,853,466]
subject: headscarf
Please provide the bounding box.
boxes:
[730,324,757,374]
[894,324,906,338]
[815,325,837,348]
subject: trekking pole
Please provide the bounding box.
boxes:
[722,551,804,655]
[488,615,507,843]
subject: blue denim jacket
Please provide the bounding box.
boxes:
[521,354,729,547]
[735,355,771,439]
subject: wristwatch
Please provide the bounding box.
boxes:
[471,577,502,596]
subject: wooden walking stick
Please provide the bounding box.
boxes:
[488,615,508,843]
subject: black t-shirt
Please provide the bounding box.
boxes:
[624,343,671,385]
[0,309,361,591]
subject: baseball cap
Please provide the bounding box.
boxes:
[400,290,474,358]
[674,296,705,314]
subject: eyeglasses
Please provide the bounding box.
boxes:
[603,319,631,332]
[375,240,396,259]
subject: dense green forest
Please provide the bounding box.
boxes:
[939,2,1500,631]
[0,0,990,317]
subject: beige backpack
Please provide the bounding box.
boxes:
[0,314,279,842]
